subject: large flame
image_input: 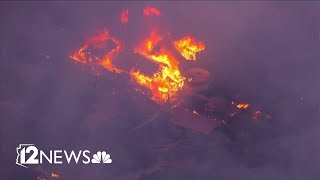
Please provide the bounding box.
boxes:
[70,6,206,104]
[69,5,273,130]
[69,29,123,74]
[130,29,185,103]
[173,36,205,61]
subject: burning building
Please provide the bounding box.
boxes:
[67,6,275,178]
[1,1,319,180]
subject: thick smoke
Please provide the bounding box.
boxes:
[1,1,319,180]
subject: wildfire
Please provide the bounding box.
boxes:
[130,29,186,103]
[69,29,123,74]
[143,6,161,16]
[236,103,250,109]
[173,36,205,61]
[70,6,205,104]
[69,5,273,132]
[120,9,129,24]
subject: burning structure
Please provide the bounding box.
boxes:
[1,1,319,180]
[67,6,272,178]
[69,6,271,134]
[7,2,319,180]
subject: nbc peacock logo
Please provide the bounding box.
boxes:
[91,151,112,164]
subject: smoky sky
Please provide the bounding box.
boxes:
[1,1,320,180]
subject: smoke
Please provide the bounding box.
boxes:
[1,1,319,179]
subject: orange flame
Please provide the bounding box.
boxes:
[173,36,205,61]
[143,6,161,16]
[70,6,207,104]
[120,9,129,24]
[69,29,123,74]
[236,103,250,109]
[130,29,186,103]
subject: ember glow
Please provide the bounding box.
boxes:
[252,110,262,121]
[229,111,237,117]
[230,101,272,122]
[252,110,272,122]
[192,110,199,115]
[69,29,123,74]
[143,6,161,16]
[120,9,129,24]
[51,173,60,178]
[173,36,205,61]
[236,103,250,109]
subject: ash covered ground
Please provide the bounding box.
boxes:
[0,1,320,180]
